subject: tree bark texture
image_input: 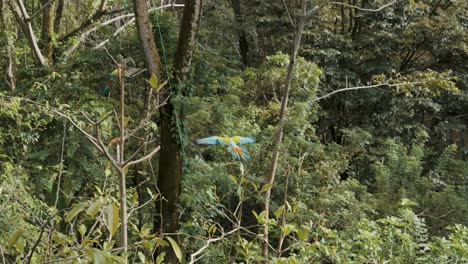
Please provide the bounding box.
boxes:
[230,0,249,66]
[53,0,64,34]
[1,0,17,90]
[133,0,163,113]
[41,0,54,61]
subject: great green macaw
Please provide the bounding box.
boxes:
[100,67,147,96]
[100,69,118,96]
[196,136,255,161]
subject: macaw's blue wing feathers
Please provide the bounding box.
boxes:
[197,135,254,161]
[232,136,255,145]
[196,136,221,145]
[196,136,231,145]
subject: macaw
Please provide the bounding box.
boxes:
[100,69,118,96]
[196,136,255,161]
[100,67,147,96]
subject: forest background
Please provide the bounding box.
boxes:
[0,0,467,263]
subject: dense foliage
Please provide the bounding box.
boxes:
[0,0,466,263]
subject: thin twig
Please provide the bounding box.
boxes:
[28,0,57,21]
[54,124,67,209]
[312,81,426,102]
[329,0,398,12]
[124,146,161,168]
[189,227,241,264]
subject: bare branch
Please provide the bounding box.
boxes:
[189,227,241,264]
[63,3,184,58]
[329,0,398,12]
[54,124,67,209]
[94,17,136,49]
[124,146,161,168]
[312,81,426,102]
[28,0,57,21]
[8,0,47,66]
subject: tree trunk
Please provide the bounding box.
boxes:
[132,0,202,262]
[117,65,128,258]
[230,0,249,66]
[156,0,202,262]
[41,0,54,61]
[53,0,65,38]
[132,0,163,115]
[1,0,17,90]
[262,1,306,260]
[8,0,47,67]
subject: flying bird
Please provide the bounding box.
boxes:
[196,136,255,161]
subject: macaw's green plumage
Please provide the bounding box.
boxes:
[100,69,118,96]
[196,136,255,161]
[100,68,147,96]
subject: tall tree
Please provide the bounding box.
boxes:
[133,0,203,262]
[230,0,249,66]
[41,0,55,61]
[157,0,202,237]
[262,0,312,258]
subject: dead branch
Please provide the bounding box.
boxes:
[312,81,426,102]
[329,0,398,12]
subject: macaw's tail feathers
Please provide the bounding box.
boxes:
[227,146,250,161]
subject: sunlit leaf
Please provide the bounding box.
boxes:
[86,199,103,217]
[65,202,87,221]
[259,183,273,193]
[8,229,24,248]
[149,74,158,89]
[107,203,120,237]
[166,236,183,263]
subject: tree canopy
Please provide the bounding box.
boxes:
[0,0,467,263]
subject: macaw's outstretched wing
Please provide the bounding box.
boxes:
[232,136,255,145]
[196,136,230,145]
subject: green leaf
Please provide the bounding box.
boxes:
[274,205,285,219]
[149,74,158,89]
[229,175,238,185]
[138,252,146,263]
[259,183,273,193]
[297,228,309,241]
[78,224,87,236]
[86,199,103,217]
[107,202,120,237]
[8,228,24,248]
[251,182,259,192]
[166,237,183,263]
[158,80,168,90]
[280,224,296,236]
[83,248,107,263]
[156,252,166,264]
[65,202,87,221]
